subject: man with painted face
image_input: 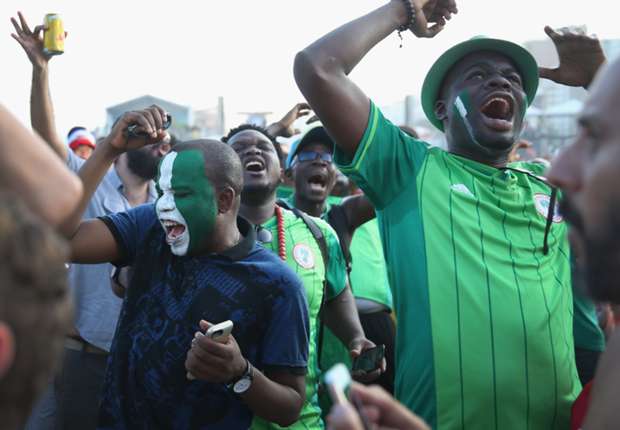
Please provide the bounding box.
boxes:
[62,106,310,429]
[11,12,175,430]
[284,125,395,394]
[294,1,586,428]
[224,124,377,430]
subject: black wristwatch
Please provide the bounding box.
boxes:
[228,359,254,395]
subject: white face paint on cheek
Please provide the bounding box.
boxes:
[156,152,191,256]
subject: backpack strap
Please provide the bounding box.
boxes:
[276,199,330,369]
[326,204,352,275]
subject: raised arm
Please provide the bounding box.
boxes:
[0,104,81,227]
[341,194,376,235]
[64,105,169,264]
[294,0,456,158]
[11,12,67,159]
[266,102,312,138]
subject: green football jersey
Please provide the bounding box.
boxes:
[349,219,393,309]
[334,101,581,430]
[251,207,346,430]
[284,196,392,308]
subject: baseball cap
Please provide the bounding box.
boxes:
[286,125,335,170]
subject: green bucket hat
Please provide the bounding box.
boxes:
[421,36,539,131]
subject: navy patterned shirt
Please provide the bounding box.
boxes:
[98,204,309,429]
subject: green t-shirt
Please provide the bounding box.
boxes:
[349,219,393,309]
[251,207,346,430]
[334,101,580,430]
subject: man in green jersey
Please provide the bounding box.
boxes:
[223,124,376,429]
[284,125,395,393]
[294,1,589,428]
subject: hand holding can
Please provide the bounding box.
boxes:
[43,13,64,55]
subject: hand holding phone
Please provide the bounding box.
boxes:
[205,320,234,343]
[125,114,172,138]
[352,344,385,374]
[325,364,372,430]
[187,320,234,380]
[328,381,430,430]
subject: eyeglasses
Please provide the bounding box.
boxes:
[295,151,333,164]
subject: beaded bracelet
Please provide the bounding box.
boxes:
[397,0,417,47]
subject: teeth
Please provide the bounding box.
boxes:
[484,98,506,108]
[161,220,179,227]
[246,161,264,169]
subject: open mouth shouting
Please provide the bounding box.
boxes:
[307,172,328,194]
[244,157,266,176]
[479,92,515,132]
[160,218,187,245]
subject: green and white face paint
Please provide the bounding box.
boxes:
[155,150,217,256]
[453,89,485,149]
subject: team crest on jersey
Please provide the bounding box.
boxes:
[293,244,315,269]
[534,193,563,223]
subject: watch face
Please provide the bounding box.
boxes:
[233,377,252,394]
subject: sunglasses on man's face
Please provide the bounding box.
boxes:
[295,151,333,164]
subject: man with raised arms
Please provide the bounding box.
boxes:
[294,1,588,428]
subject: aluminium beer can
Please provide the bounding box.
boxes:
[43,14,64,55]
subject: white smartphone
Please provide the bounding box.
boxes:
[324,364,372,430]
[324,363,351,405]
[206,320,234,343]
[187,320,234,380]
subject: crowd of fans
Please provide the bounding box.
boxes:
[2,1,620,429]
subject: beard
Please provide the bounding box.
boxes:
[126,147,160,180]
[241,181,279,207]
[561,195,620,303]
[583,236,620,304]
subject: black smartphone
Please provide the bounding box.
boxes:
[352,344,385,374]
[125,114,172,138]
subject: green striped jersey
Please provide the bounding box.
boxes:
[334,101,581,430]
[251,207,347,430]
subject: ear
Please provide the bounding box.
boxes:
[434,99,448,122]
[0,322,15,380]
[217,187,235,214]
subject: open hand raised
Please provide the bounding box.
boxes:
[538,25,606,89]
[408,0,458,38]
[11,12,53,69]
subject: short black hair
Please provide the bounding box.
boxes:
[174,139,243,194]
[222,124,283,162]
